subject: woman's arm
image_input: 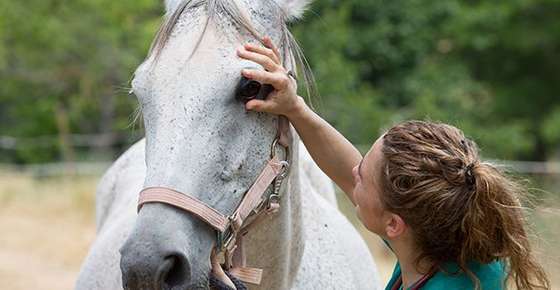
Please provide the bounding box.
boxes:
[237,37,361,203]
[288,98,361,203]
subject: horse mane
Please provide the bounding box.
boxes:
[145,0,317,101]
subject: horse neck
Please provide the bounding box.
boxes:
[246,134,305,289]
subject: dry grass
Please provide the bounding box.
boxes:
[0,171,558,289]
[0,171,96,290]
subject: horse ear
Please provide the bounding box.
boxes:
[273,0,313,21]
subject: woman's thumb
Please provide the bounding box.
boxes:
[246,99,270,112]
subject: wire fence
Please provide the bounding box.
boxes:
[0,161,112,177]
[1,159,559,179]
[0,133,142,149]
[1,136,559,177]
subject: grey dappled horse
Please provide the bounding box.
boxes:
[76,0,380,289]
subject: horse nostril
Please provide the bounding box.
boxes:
[156,255,191,289]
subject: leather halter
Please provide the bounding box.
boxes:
[137,116,292,285]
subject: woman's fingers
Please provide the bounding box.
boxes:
[237,48,278,72]
[237,36,297,116]
[245,99,271,112]
[262,37,282,63]
[244,43,280,65]
[242,69,289,90]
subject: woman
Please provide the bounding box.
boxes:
[234,37,550,290]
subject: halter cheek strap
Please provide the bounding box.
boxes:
[137,115,292,286]
[137,156,286,233]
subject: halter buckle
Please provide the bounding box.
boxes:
[216,229,236,252]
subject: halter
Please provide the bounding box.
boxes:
[137,116,292,285]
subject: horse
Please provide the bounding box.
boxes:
[75,0,380,289]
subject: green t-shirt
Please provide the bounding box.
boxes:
[385,260,506,290]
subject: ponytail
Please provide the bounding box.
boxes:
[380,121,550,290]
[460,162,549,289]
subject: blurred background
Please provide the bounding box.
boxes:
[1,0,559,289]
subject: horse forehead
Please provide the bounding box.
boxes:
[132,1,286,96]
[132,35,234,98]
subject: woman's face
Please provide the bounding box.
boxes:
[352,136,390,235]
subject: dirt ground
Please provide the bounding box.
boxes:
[0,171,558,289]
[0,173,95,290]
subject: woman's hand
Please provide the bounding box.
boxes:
[238,38,362,201]
[237,36,303,119]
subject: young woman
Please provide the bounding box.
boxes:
[235,37,550,289]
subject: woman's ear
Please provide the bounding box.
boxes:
[273,0,313,21]
[385,213,407,239]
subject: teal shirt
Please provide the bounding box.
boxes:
[385,260,506,290]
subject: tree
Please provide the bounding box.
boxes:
[1,0,558,163]
[0,0,161,163]
[293,0,560,160]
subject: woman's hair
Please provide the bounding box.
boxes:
[379,120,550,290]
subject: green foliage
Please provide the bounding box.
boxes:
[0,0,161,163]
[294,0,560,160]
[0,0,558,163]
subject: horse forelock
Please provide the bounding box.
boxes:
[143,0,317,103]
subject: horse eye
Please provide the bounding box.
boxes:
[236,76,262,103]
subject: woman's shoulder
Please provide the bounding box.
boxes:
[424,260,506,290]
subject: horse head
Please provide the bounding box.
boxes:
[119,0,312,289]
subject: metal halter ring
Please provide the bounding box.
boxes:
[286,70,297,81]
[270,137,289,160]
[216,229,235,252]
